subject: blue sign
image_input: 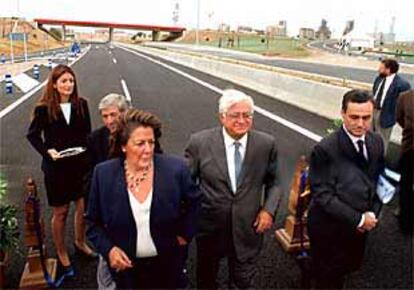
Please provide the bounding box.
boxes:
[9,33,27,41]
[71,42,81,54]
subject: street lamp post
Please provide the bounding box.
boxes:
[196,0,200,46]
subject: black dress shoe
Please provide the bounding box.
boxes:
[74,243,99,259]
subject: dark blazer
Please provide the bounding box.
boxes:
[185,127,281,262]
[396,90,414,153]
[373,74,411,128]
[87,126,111,168]
[86,154,200,263]
[26,98,91,171]
[308,127,384,276]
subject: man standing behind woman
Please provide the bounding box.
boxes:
[27,64,97,276]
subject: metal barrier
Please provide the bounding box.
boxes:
[5,74,13,94]
[33,64,40,80]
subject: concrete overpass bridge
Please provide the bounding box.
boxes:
[34,18,185,42]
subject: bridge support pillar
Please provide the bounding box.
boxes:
[152,30,160,41]
[62,25,66,42]
[109,27,113,42]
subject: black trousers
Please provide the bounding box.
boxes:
[114,254,181,289]
[399,149,414,234]
[309,220,366,290]
[196,233,257,289]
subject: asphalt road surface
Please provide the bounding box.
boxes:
[151,43,414,87]
[0,44,412,289]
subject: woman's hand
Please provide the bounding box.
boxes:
[47,149,61,160]
[108,246,133,272]
[176,236,188,246]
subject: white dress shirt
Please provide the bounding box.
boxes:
[222,127,248,193]
[342,125,375,228]
[60,103,71,125]
[374,73,396,108]
[342,125,368,160]
[128,188,158,258]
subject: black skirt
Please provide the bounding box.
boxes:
[42,152,89,207]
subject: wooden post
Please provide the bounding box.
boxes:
[275,156,311,252]
[19,178,57,289]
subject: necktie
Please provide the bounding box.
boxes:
[375,78,386,109]
[357,140,366,161]
[234,142,242,185]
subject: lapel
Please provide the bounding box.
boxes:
[150,155,162,224]
[68,102,76,126]
[208,127,233,192]
[115,158,136,244]
[236,131,256,190]
[364,132,380,180]
[384,75,398,101]
[373,76,381,93]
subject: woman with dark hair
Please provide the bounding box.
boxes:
[87,109,200,289]
[27,64,97,276]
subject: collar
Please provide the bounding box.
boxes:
[386,73,396,83]
[342,125,366,145]
[222,127,248,149]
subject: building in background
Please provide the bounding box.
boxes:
[299,28,315,39]
[266,21,287,37]
[315,19,331,40]
[218,23,231,32]
[237,26,254,34]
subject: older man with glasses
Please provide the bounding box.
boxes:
[185,89,281,289]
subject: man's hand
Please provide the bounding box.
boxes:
[108,246,133,272]
[359,212,378,232]
[253,210,273,234]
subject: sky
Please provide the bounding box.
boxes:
[1,0,413,41]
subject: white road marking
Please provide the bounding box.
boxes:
[121,79,132,103]
[0,46,91,119]
[12,73,40,93]
[117,45,323,143]
[113,58,117,64]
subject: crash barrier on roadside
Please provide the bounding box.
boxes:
[5,74,13,95]
[33,65,40,80]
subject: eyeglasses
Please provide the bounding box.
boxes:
[225,112,253,120]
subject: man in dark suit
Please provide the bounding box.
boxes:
[372,59,411,152]
[87,93,129,168]
[185,89,281,289]
[308,90,385,288]
[396,90,414,235]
